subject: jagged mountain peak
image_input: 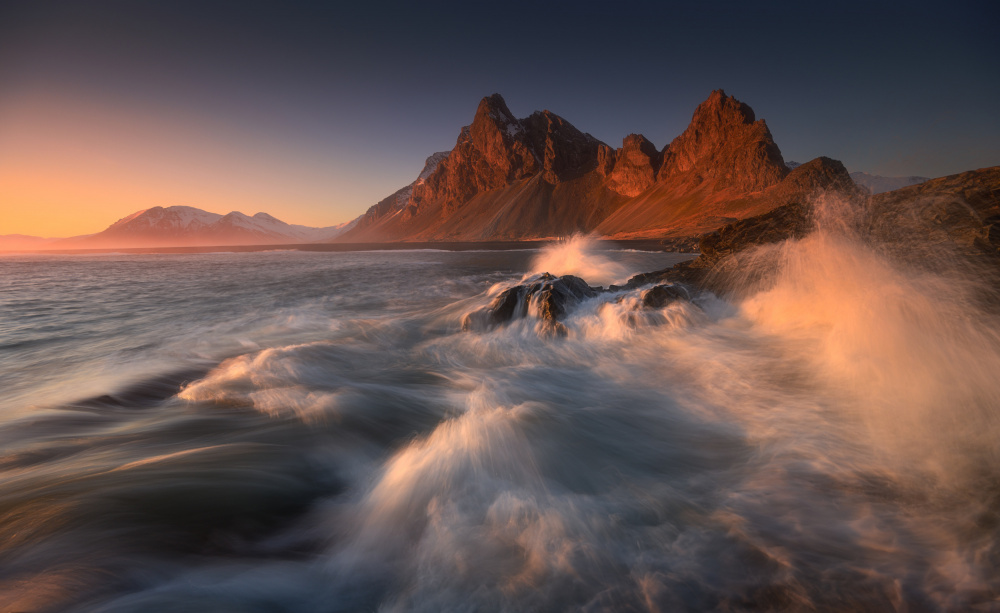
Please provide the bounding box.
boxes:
[471,93,520,137]
[694,89,757,126]
[659,89,787,193]
[622,133,659,156]
[338,90,842,243]
[476,93,515,119]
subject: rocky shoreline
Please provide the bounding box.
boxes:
[461,165,1000,337]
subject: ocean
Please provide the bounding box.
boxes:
[1,236,999,611]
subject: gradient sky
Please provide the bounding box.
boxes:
[1,0,998,237]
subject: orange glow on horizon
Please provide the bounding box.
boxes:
[0,91,381,237]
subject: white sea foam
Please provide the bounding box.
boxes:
[528,234,630,286]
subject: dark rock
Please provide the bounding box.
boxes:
[640,284,691,308]
[613,282,692,307]
[867,166,1000,258]
[697,202,813,268]
[624,261,706,290]
[461,273,597,334]
[624,165,1000,299]
[658,236,701,253]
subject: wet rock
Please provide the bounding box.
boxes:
[640,284,691,308]
[461,273,597,334]
[613,283,692,309]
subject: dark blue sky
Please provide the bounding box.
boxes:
[1,0,998,232]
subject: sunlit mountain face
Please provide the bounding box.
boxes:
[2,1,999,611]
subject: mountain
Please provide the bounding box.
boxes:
[336,90,857,243]
[49,206,353,249]
[849,171,930,195]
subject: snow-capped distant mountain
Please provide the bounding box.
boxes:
[785,161,801,170]
[50,206,354,249]
[849,172,930,195]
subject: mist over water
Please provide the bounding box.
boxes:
[2,215,1000,611]
[529,235,630,286]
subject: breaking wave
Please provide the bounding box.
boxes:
[529,234,630,286]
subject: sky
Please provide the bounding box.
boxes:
[1,0,998,237]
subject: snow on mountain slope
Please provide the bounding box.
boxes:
[107,206,223,231]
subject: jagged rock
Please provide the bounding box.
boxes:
[596,90,803,239]
[353,152,448,231]
[624,165,1000,295]
[612,283,692,307]
[658,89,788,194]
[658,236,701,252]
[520,111,602,184]
[697,202,813,267]
[640,284,691,308]
[867,166,1000,257]
[607,134,661,197]
[461,273,597,336]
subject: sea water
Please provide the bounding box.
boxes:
[1,229,998,611]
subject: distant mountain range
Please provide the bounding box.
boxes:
[336,91,863,242]
[2,207,355,251]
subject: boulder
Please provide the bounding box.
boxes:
[461,273,598,336]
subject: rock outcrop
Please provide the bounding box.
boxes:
[866,166,1000,257]
[604,134,662,197]
[461,273,598,337]
[625,165,1000,293]
[461,272,698,338]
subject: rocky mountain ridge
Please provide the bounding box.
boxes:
[337,90,856,243]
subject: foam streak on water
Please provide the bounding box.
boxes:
[0,229,998,611]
